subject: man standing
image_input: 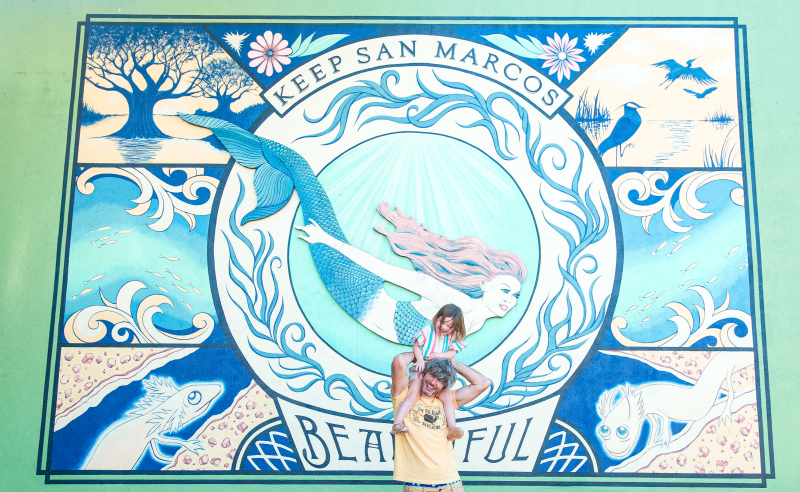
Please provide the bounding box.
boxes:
[391,353,490,491]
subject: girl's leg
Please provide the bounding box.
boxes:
[392,378,422,432]
[438,388,463,440]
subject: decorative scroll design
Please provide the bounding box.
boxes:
[77,167,219,232]
[64,281,214,343]
[610,285,752,348]
[612,171,744,234]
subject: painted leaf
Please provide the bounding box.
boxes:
[481,34,541,59]
[291,32,316,57]
[303,34,349,57]
[290,34,303,54]
[527,35,544,53]
[515,35,544,56]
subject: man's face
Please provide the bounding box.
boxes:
[420,372,445,397]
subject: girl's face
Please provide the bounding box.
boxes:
[435,316,455,336]
[480,275,522,317]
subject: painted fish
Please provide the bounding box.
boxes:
[666,244,682,257]
[166,268,182,281]
[182,299,193,311]
[705,275,719,285]
[189,282,202,295]
[83,274,104,284]
[153,283,169,293]
[673,234,691,245]
[638,303,653,313]
[91,235,112,245]
[725,246,740,258]
[91,227,112,233]
[114,229,133,235]
[639,291,655,301]
[146,269,165,278]
[103,240,117,246]
[171,282,189,293]
[74,288,92,298]
[678,279,694,289]
[681,262,699,274]
[638,317,651,324]
[160,254,179,261]
[655,290,666,299]
[623,305,638,314]
[652,241,667,256]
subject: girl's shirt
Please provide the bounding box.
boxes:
[413,325,466,359]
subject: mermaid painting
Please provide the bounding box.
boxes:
[295,202,527,345]
[178,113,527,348]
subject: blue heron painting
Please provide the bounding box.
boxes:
[653,58,717,89]
[597,102,645,165]
[684,87,718,99]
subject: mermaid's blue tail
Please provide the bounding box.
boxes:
[180,114,383,321]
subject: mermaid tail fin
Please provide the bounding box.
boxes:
[179,113,295,225]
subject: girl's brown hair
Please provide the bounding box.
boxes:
[432,304,466,342]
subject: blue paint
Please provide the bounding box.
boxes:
[556,352,689,472]
[51,348,253,470]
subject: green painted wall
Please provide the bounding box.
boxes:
[1,0,798,490]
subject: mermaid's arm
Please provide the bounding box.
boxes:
[296,219,457,300]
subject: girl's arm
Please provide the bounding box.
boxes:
[295,219,463,301]
[412,340,425,372]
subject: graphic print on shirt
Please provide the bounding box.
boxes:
[410,400,446,431]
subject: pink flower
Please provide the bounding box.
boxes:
[248,31,292,76]
[538,33,586,82]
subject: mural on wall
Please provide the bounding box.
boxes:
[39,16,772,487]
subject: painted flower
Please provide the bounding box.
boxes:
[538,33,586,82]
[248,31,292,76]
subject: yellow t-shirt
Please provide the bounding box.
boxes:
[392,387,460,484]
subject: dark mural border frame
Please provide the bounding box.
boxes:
[36,15,773,487]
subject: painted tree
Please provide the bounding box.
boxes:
[196,58,261,120]
[85,25,222,138]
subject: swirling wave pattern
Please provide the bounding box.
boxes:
[300,70,612,414]
[77,167,219,232]
[223,176,393,418]
[610,285,752,348]
[63,280,214,343]
[612,171,744,234]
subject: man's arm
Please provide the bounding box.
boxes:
[391,352,416,397]
[451,360,490,406]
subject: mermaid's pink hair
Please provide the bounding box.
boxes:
[374,202,527,299]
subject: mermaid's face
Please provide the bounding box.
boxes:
[480,275,521,317]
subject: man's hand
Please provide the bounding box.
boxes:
[451,359,491,407]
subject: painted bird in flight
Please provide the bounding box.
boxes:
[683,87,718,99]
[653,58,717,89]
[598,102,645,165]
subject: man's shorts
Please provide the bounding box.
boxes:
[404,480,464,492]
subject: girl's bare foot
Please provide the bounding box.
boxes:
[391,423,409,435]
[447,427,464,441]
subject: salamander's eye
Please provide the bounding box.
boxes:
[598,425,610,437]
[616,426,629,439]
[187,391,202,405]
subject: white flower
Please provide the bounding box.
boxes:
[248,31,292,76]
[538,33,586,82]
[583,32,612,55]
